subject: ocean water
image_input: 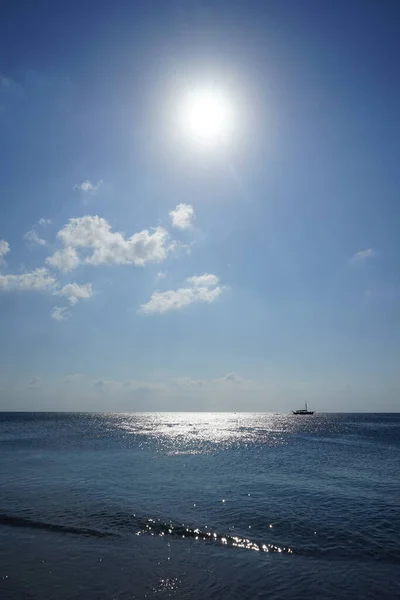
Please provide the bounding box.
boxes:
[0,413,399,600]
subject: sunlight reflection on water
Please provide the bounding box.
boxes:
[111,412,332,454]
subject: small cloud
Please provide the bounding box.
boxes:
[63,373,82,384]
[58,282,92,305]
[24,217,52,247]
[219,372,243,385]
[350,248,377,264]
[74,180,102,197]
[0,239,10,265]
[156,271,166,281]
[51,306,69,321]
[169,203,195,230]
[0,75,10,88]
[28,376,40,388]
[24,230,47,246]
[92,379,116,391]
[139,273,225,315]
[187,273,219,288]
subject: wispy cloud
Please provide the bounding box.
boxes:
[63,373,82,384]
[0,240,10,265]
[140,273,225,314]
[218,372,243,385]
[350,248,377,264]
[47,215,171,270]
[169,203,195,230]
[24,217,52,247]
[0,74,10,88]
[24,230,47,246]
[0,268,57,292]
[73,180,102,198]
[51,306,70,321]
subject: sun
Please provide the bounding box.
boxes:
[180,87,234,146]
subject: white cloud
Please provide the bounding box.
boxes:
[74,180,102,195]
[187,273,219,288]
[139,273,225,314]
[0,268,57,292]
[24,217,52,247]
[169,203,195,230]
[350,248,377,263]
[46,246,80,272]
[0,240,10,264]
[58,282,92,305]
[51,306,69,321]
[156,271,166,281]
[24,230,47,246]
[51,215,169,269]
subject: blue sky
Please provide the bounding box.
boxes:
[0,0,399,411]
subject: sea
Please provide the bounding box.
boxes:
[0,412,399,600]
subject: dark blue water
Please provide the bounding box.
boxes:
[1,413,399,599]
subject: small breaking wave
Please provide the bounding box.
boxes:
[134,517,293,554]
[2,510,398,563]
[0,511,292,554]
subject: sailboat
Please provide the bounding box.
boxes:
[292,402,314,415]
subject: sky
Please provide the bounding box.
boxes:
[0,0,399,412]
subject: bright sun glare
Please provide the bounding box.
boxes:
[180,87,234,146]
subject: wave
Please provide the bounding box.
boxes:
[0,511,292,554]
[133,517,293,553]
[3,510,398,564]
[0,512,115,539]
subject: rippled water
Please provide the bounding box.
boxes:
[0,412,399,599]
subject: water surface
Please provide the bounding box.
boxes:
[1,412,399,599]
